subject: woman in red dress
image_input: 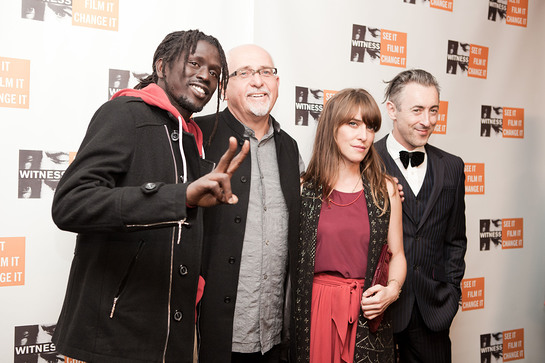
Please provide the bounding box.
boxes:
[293,88,406,363]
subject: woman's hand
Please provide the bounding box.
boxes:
[360,282,400,320]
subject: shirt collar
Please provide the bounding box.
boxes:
[240,117,276,141]
[387,132,426,160]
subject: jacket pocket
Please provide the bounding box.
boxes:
[110,239,145,318]
[432,263,448,283]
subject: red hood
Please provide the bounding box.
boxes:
[112,84,203,156]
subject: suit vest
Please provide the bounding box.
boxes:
[383,155,434,226]
[404,162,434,225]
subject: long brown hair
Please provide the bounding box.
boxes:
[302,88,391,213]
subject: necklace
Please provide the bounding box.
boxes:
[328,188,364,207]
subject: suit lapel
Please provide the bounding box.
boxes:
[376,136,418,226]
[418,145,444,231]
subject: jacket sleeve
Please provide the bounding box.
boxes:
[52,99,190,233]
[443,156,467,296]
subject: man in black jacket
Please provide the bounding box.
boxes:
[51,30,248,363]
[375,69,467,363]
[196,44,302,363]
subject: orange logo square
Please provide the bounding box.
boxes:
[502,107,524,138]
[0,57,30,109]
[65,357,86,363]
[506,0,528,27]
[0,237,25,287]
[464,163,485,194]
[502,218,523,249]
[434,100,448,134]
[380,29,407,68]
[462,277,485,311]
[323,90,337,105]
[430,0,453,11]
[468,45,489,79]
[72,0,119,31]
[503,329,525,361]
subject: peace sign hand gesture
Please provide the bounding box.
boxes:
[186,137,250,208]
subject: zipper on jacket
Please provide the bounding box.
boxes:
[126,218,189,245]
[126,219,185,229]
[109,240,145,318]
[162,122,179,363]
[110,297,119,319]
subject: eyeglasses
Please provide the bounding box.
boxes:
[229,67,278,79]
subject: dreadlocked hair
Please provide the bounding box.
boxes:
[135,29,228,120]
[302,88,393,215]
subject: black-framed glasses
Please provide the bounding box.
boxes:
[229,67,278,79]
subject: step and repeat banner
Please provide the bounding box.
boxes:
[1,0,544,362]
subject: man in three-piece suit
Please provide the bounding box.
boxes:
[375,69,467,363]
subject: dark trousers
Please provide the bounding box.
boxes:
[231,344,282,363]
[394,304,451,363]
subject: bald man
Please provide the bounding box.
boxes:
[195,45,303,363]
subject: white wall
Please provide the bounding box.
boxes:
[1,0,543,362]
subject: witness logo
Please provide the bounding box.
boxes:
[481,329,524,362]
[108,68,149,100]
[480,332,503,362]
[480,106,524,138]
[480,105,503,137]
[1,57,30,109]
[21,0,122,30]
[294,86,336,126]
[479,219,502,250]
[403,0,453,11]
[461,277,484,311]
[464,163,485,194]
[480,218,523,250]
[21,0,72,23]
[14,324,81,362]
[72,0,119,31]
[446,41,489,79]
[488,0,528,27]
[350,25,407,68]
[18,150,75,199]
[434,101,448,134]
[108,69,129,99]
[0,237,25,287]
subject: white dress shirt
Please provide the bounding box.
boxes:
[386,133,427,196]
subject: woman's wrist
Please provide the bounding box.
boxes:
[387,279,402,300]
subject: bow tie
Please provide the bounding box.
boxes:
[399,150,425,169]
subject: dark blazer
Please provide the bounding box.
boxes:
[52,97,204,363]
[195,108,301,362]
[375,135,467,332]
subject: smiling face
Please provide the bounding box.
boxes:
[335,109,375,167]
[156,40,221,121]
[387,82,439,150]
[224,45,279,125]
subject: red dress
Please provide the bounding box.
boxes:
[310,189,370,363]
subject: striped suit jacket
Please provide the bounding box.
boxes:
[375,135,467,332]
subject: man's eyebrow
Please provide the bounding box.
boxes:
[410,104,439,109]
